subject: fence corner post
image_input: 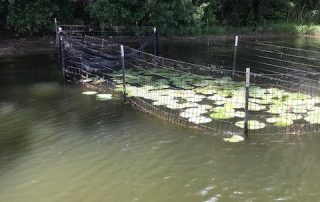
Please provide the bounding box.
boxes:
[244,67,250,137]
[120,45,127,102]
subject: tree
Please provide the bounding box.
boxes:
[7,0,73,34]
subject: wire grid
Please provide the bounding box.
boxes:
[60,24,155,49]
[58,28,320,136]
[238,40,320,78]
[154,37,320,135]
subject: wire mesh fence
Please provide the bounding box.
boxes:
[56,23,320,136]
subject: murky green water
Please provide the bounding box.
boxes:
[1,38,320,202]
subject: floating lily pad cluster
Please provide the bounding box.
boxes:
[109,68,320,130]
[82,91,113,101]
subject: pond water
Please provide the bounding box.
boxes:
[1,37,320,202]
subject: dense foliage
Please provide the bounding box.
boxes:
[0,0,319,35]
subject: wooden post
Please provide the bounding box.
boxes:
[244,68,250,137]
[232,36,238,77]
[120,45,127,101]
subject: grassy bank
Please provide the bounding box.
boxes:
[162,23,320,37]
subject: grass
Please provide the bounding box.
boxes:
[161,22,320,37]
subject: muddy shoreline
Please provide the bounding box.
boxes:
[0,37,55,57]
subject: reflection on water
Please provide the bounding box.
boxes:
[0,43,320,202]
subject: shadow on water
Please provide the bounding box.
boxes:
[0,54,59,87]
[0,108,32,174]
[0,54,60,173]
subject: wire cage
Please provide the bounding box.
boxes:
[56,23,320,137]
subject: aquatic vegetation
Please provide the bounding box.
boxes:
[305,111,320,124]
[188,116,212,124]
[235,120,266,130]
[223,135,245,143]
[273,117,294,127]
[80,78,93,83]
[210,107,235,120]
[82,91,97,95]
[108,68,320,130]
[96,94,112,101]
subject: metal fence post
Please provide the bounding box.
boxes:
[156,27,160,56]
[54,18,62,71]
[60,36,66,77]
[153,27,157,56]
[54,18,58,48]
[244,67,250,137]
[136,21,142,47]
[206,18,209,46]
[120,45,127,101]
[232,36,238,77]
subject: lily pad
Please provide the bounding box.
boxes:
[185,96,204,103]
[184,107,207,114]
[80,78,93,83]
[280,113,302,121]
[287,92,310,100]
[82,91,97,95]
[207,94,226,101]
[210,111,235,120]
[249,87,267,98]
[223,135,245,143]
[266,117,278,123]
[305,112,320,124]
[291,107,308,114]
[197,105,213,110]
[195,88,217,95]
[274,118,293,127]
[234,111,246,118]
[217,89,234,97]
[96,94,112,100]
[192,80,215,87]
[267,105,288,114]
[235,120,266,130]
[284,99,306,107]
[188,116,212,124]
[248,103,267,111]
[180,111,196,118]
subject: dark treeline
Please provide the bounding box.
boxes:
[0,0,319,35]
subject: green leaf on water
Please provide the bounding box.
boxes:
[210,109,235,120]
[272,117,294,127]
[223,135,245,143]
[305,112,320,124]
[235,120,266,130]
[82,91,97,95]
[96,94,112,100]
[188,116,212,124]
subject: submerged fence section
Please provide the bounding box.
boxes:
[56,23,320,136]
